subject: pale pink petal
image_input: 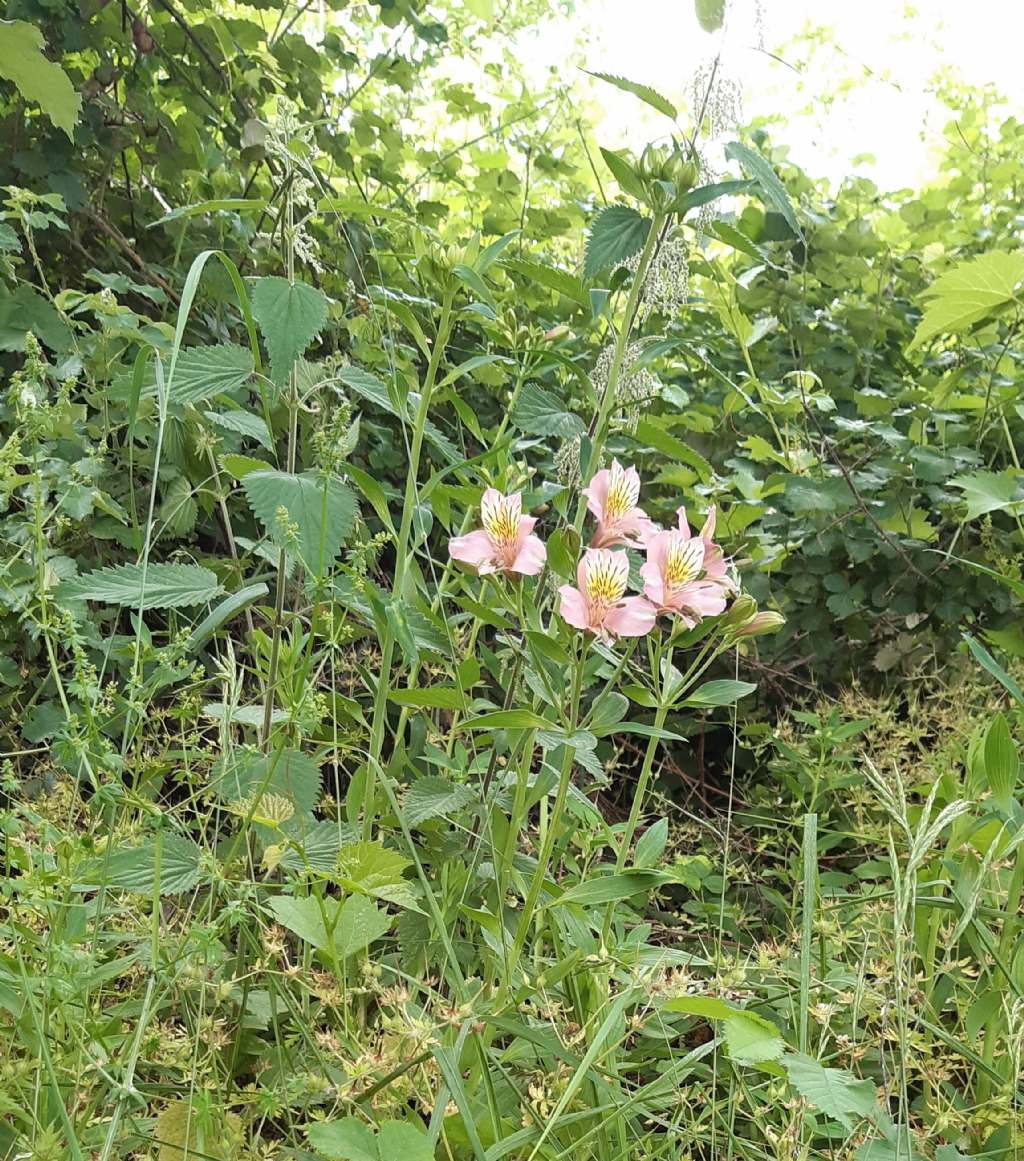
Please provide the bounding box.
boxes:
[639,559,666,608]
[558,585,590,630]
[583,469,610,522]
[510,534,546,576]
[675,506,694,538]
[449,529,496,572]
[602,596,657,638]
[678,580,728,619]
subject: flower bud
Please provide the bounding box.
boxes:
[722,594,758,628]
[732,611,786,640]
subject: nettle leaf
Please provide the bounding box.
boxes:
[76,833,205,895]
[242,470,357,573]
[211,748,322,815]
[784,1053,877,1132]
[165,344,253,404]
[584,205,652,279]
[511,382,585,438]
[724,141,802,239]
[949,469,1024,520]
[909,251,1024,351]
[59,563,223,610]
[0,20,81,140]
[403,776,475,827]
[694,0,726,31]
[204,408,273,450]
[586,71,676,119]
[251,276,329,383]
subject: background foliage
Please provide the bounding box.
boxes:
[2,1,1024,1159]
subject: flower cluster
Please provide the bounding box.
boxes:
[448,462,747,645]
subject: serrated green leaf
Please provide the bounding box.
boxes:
[336,841,417,910]
[724,141,802,239]
[511,382,585,438]
[909,251,1024,350]
[584,205,652,279]
[784,1053,877,1131]
[204,408,273,449]
[242,470,357,574]
[76,833,204,895]
[59,563,223,610]
[251,276,328,383]
[950,469,1024,520]
[114,344,253,406]
[0,20,81,140]
[725,1011,785,1064]
[211,748,322,815]
[587,71,676,119]
[403,776,476,827]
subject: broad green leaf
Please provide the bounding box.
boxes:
[724,141,802,239]
[375,1122,433,1161]
[337,366,400,416]
[221,453,271,479]
[784,1053,877,1131]
[586,71,676,119]
[0,20,81,140]
[267,893,391,958]
[684,679,757,708]
[251,276,328,383]
[306,1118,376,1161]
[909,251,1024,350]
[114,343,254,406]
[76,833,204,895]
[963,633,1024,705]
[949,470,1024,520]
[59,563,223,610]
[724,1011,785,1065]
[403,776,475,826]
[336,842,417,910]
[584,205,652,279]
[204,408,273,449]
[511,382,585,438]
[242,470,357,573]
[211,748,321,815]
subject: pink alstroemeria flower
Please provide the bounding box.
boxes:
[448,489,546,576]
[582,460,656,548]
[640,506,733,625]
[558,549,657,642]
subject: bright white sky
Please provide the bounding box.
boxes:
[515,0,1024,190]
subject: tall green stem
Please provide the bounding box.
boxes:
[363,289,455,837]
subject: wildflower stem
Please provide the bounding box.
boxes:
[363,288,455,837]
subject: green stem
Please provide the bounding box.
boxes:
[363,289,455,837]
